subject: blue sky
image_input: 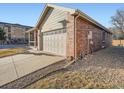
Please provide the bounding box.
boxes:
[0,3,124,28]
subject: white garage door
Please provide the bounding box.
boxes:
[43,30,66,56]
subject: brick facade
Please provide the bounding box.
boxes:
[28,4,112,59]
[76,18,88,57]
[66,12,75,58]
[66,16,112,59]
[75,17,112,58]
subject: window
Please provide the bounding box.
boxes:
[30,32,34,41]
[102,31,105,41]
[8,34,11,39]
[41,29,43,32]
[88,31,92,39]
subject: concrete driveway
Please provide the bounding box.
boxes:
[0,54,65,86]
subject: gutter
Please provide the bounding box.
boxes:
[76,9,112,34]
[26,27,37,33]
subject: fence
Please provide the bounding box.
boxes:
[112,40,124,47]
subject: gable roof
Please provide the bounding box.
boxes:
[35,4,75,29]
[76,10,111,33]
[35,4,112,34]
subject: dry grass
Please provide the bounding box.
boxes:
[0,48,26,57]
[26,47,124,89]
[27,71,118,89]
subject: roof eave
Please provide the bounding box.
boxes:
[35,4,53,29]
[35,4,75,29]
[26,27,37,33]
[75,10,112,34]
[35,4,112,34]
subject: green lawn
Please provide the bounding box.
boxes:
[0,48,26,57]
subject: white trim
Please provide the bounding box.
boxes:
[35,4,75,29]
[77,10,111,33]
[47,4,75,14]
[26,27,37,33]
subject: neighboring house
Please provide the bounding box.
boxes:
[0,22,32,44]
[26,4,112,59]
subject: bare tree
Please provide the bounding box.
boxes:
[111,9,124,33]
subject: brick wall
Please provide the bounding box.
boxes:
[66,12,75,58]
[76,17,91,57]
[76,17,112,58]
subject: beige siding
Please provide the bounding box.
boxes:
[42,8,68,31]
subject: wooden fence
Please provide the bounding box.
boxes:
[112,40,124,47]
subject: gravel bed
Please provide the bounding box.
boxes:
[67,46,124,88]
[68,47,124,70]
[0,59,67,89]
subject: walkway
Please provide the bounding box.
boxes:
[0,54,64,86]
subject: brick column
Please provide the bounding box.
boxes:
[66,12,75,58]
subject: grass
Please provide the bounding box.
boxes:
[0,48,26,57]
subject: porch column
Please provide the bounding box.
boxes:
[34,31,36,48]
[28,32,30,46]
[37,29,41,50]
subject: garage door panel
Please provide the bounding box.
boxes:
[43,30,66,56]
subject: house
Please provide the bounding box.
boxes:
[0,22,32,44]
[26,4,112,59]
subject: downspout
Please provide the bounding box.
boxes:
[74,12,80,59]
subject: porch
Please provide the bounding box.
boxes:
[26,28,39,50]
